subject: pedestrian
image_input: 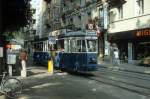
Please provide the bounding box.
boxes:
[109,43,114,64]
[19,49,27,77]
[54,50,62,68]
[113,45,120,66]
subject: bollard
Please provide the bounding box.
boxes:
[19,50,27,77]
[21,60,27,77]
[8,65,12,76]
[48,60,53,74]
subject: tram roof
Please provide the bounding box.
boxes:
[59,30,97,38]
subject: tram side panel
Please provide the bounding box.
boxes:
[59,53,97,72]
[33,51,51,66]
[86,53,97,71]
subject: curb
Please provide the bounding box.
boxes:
[98,64,150,75]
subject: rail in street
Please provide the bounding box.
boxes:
[84,67,150,97]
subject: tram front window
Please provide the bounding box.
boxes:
[69,39,86,52]
[77,40,86,52]
[70,39,76,52]
[65,39,97,53]
[87,40,96,52]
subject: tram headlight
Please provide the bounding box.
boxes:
[89,57,96,64]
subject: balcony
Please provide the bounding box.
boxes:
[85,1,92,7]
[44,0,52,3]
[108,14,150,33]
[107,0,126,7]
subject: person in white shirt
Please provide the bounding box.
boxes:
[113,48,120,66]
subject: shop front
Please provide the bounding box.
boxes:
[134,28,150,66]
[108,28,150,66]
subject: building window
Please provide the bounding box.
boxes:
[118,5,123,19]
[78,15,81,20]
[135,0,144,15]
[78,15,81,26]
[70,18,73,23]
[80,0,81,5]
[69,18,73,24]
[99,8,104,27]
[87,12,91,17]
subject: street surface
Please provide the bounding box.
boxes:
[0,66,150,99]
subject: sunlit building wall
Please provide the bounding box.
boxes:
[42,0,62,37]
[108,0,150,33]
[61,0,108,62]
[61,0,100,31]
[108,0,150,65]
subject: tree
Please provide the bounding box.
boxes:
[1,0,33,33]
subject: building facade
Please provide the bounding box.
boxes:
[108,0,150,65]
[60,0,107,62]
[25,0,109,64]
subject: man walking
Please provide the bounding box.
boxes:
[113,44,120,66]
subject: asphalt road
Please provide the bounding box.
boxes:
[1,67,150,99]
[20,72,119,99]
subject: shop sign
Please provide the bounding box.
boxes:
[6,44,11,49]
[136,29,150,37]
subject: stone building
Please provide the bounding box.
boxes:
[108,0,150,65]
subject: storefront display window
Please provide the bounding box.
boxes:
[136,42,150,65]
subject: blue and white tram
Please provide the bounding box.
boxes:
[55,31,98,72]
[32,40,51,66]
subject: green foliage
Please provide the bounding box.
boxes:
[2,0,33,33]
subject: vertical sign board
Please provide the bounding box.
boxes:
[103,7,108,29]
[0,47,3,57]
[0,36,4,58]
[7,54,16,64]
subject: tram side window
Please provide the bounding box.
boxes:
[64,40,68,52]
[34,43,40,51]
[76,40,86,52]
[81,40,86,52]
[87,40,96,52]
[70,39,76,52]
[66,39,87,53]
[77,40,81,52]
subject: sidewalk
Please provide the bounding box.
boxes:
[98,61,150,74]
[20,66,65,81]
[0,66,60,99]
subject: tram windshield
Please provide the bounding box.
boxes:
[64,38,97,53]
[87,40,97,52]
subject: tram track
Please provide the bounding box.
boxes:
[97,67,150,82]
[78,67,150,97]
[94,72,150,89]
[87,75,150,97]
[98,65,150,77]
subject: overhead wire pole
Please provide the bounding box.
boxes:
[103,0,109,62]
